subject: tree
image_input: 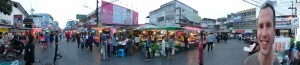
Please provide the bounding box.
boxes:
[0,0,12,15]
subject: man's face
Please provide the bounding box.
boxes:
[257,7,276,56]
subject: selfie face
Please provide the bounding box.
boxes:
[257,7,276,56]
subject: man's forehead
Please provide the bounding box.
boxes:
[258,7,274,21]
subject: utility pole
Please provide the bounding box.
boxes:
[96,0,99,27]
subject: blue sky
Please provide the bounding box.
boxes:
[12,0,257,28]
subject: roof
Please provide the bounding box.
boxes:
[12,1,29,16]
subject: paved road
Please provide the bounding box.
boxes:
[203,39,250,65]
[0,38,250,65]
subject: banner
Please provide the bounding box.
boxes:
[13,15,23,28]
[101,1,138,25]
[101,1,113,24]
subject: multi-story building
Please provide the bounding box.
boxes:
[216,17,229,32]
[65,20,77,30]
[53,21,59,29]
[228,8,256,33]
[201,18,216,32]
[0,1,29,30]
[31,13,54,29]
[149,0,201,27]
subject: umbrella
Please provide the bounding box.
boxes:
[156,26,184,30]
[137,24,159,30]
[183,26,201,31]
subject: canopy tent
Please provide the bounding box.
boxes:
[137,24,159,30]
[183,26,201,31]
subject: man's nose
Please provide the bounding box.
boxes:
[261,27,268,38]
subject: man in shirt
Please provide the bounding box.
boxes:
[206,32,215,52]
[244,1,280,65]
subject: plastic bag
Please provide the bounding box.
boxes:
[10,60,20,65]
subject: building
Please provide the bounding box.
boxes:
[201,18,216,32]
[31,13,54,29]
[228,8,256,33]
[216,17,230,32]
[149,0,201,27]
[0,1,29,32]
[53,21,59,29]
[65,20,77,30]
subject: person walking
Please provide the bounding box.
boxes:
[126,37,133,56]
[76,33,80,48]
[87,33,94,51]
[184,34,189,50]
[134,35,140,51]
[24,34,35,65]
[161,36,166,57]
[101,33,108,60]
[80,33,85,51]
[167,35,174,60]
[85,33,89,49]
[112,33,118,56]
[145,36,152,61]
[206,32,216,52]
[53,31,59,64]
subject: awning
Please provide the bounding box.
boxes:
[183,26,201,31]
[235,30,245,33]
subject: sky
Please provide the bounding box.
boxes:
[12,0,259,29]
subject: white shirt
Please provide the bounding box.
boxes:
[161,39,166,54]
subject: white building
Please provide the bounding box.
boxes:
[0,1,29,28]
[149,0,201,27]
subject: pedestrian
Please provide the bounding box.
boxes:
[134,35,140,51]
[85,33,89,49]
[45,32,50,48]
[206,32,216,52]
[112,33,118,56]
[24,34,35,65]
[101,33,108,60]
[126,37,133,56]
[184,34,189,50]
[76,33,80,48]
[53,31,59,64]
[39,33,46,49]
[87,33,94,51]
[50,32,54,43]
[80,33,85,51]
[161,36,166,56]
[167,35,174,60]
[244,2,280,65]
[145,36,152,61]
[107,36,111,57]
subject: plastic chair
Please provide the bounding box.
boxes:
[118,49,125,57]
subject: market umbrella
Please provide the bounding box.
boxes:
[156,26,184,30]
[183,26,201,31]
[137,24,159,30]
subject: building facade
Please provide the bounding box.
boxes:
[65,20,77,30]
[149,0,201,27]
[31,13,54,29]
[0,1,29,28]
[201,18,216,32]
[228,8,256,33]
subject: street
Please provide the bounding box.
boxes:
[0,38,250,65]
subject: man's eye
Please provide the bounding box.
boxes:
[259,25,263,28]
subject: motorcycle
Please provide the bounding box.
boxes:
[4,40,24,61]
[4,48,23,61]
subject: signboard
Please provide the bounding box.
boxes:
[101,1,138,25]
[76,14,87,20]
[13,15,23,28]
[0,28,9,32]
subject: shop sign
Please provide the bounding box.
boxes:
[0,28,9,32]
